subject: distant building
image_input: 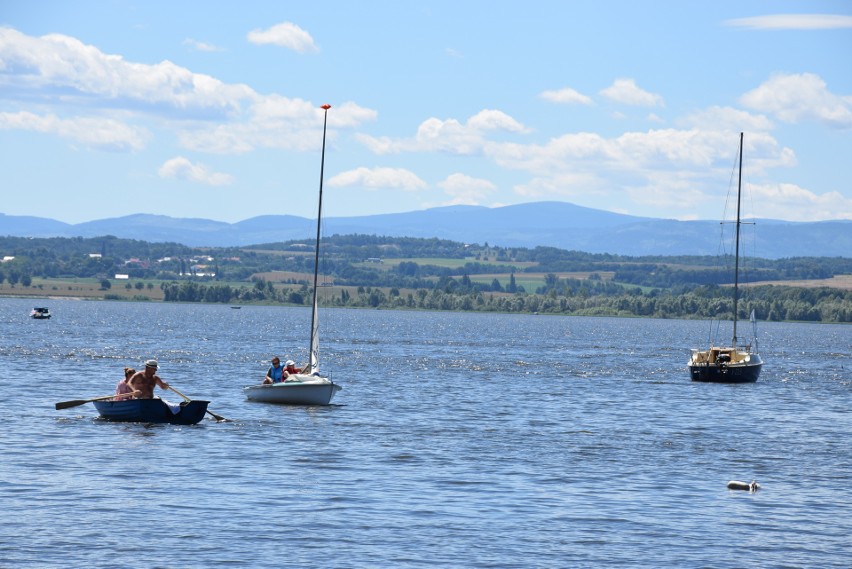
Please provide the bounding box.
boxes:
[115,274,129,280]
[88,253,102,258]
[366,257,384,263]
[1,256,14,263]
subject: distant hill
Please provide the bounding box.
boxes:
[1,202,850,259]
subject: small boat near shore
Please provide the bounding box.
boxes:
[31,307,51,319]
[93,398,209,425]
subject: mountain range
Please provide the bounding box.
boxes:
[1,202,849,259]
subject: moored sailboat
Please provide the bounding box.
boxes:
[244,104,342,405]
[688,132,763,383]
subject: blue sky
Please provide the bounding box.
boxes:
[1,1,851,224]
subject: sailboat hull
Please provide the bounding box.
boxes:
[244,376,341,406]
[688,354,762,383]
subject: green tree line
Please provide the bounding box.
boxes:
[2,234,851,322]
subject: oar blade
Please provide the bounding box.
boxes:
[55,399,89,410]
[55,394,116,410]
[207,410,229,422]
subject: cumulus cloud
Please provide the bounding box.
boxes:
[0,27,255,118]
[539,87,593,105]
[748,182,852,221]
[180,99,378,154]
[725,14,852,30]
[183,38,224,52]
[679,106,775,132]
[357,109,528,155]
[0,110,149,151]
[514,172,606,199]
[600,79,664,107]
[740,73,852,128]
[0,27,376,154]
[158,156,234,185]
[247,22,318,53]
[486,128,801,216]
[327,167,427,191]
[437,173,497,205]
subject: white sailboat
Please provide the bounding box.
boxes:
[688,132,763,383]
[244,104,342,405]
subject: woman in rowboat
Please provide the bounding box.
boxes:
[114,367,141,400]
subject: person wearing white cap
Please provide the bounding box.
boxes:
[127,359,170,399]
[282,360,302,381]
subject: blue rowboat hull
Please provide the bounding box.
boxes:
[93,398,209,425]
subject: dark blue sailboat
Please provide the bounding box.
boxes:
[688,132,763,383]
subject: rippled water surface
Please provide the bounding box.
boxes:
[1,298,849,568]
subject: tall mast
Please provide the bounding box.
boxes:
[309,104,331,369]
[732,131,743,347]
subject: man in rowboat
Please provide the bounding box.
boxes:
[127,360,170,399]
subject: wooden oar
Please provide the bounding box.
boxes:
[168,385,229,422]
[55,394,118,410]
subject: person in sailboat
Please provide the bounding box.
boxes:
[263,357,284,384]
[282,360,302,381]
[127,360,170,399]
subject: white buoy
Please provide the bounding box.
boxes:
[727,480,760,492]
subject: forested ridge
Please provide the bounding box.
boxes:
[1,234,850,322]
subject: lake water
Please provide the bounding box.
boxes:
[0,297,849,568]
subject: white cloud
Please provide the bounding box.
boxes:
[327,167,427,191]
[158,156,234,185]
[740,73,852,128]
[600,79,664,107]
[0,110,149,151]
[679,106,774,132]
[183,38,224,52]
[725,14,852,30]
[0,27,377,155]
[437,173,497,205]
[748,182,852,221]
[539,87,593,105]
[357,109,528,155]
[486,128,807,218]
[0,27,255,117]
[467,109,529,133]
[179,98,377,154]
[514,172,606,199]
[246,22,318,53]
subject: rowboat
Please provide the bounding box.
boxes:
[93,398,209,425]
